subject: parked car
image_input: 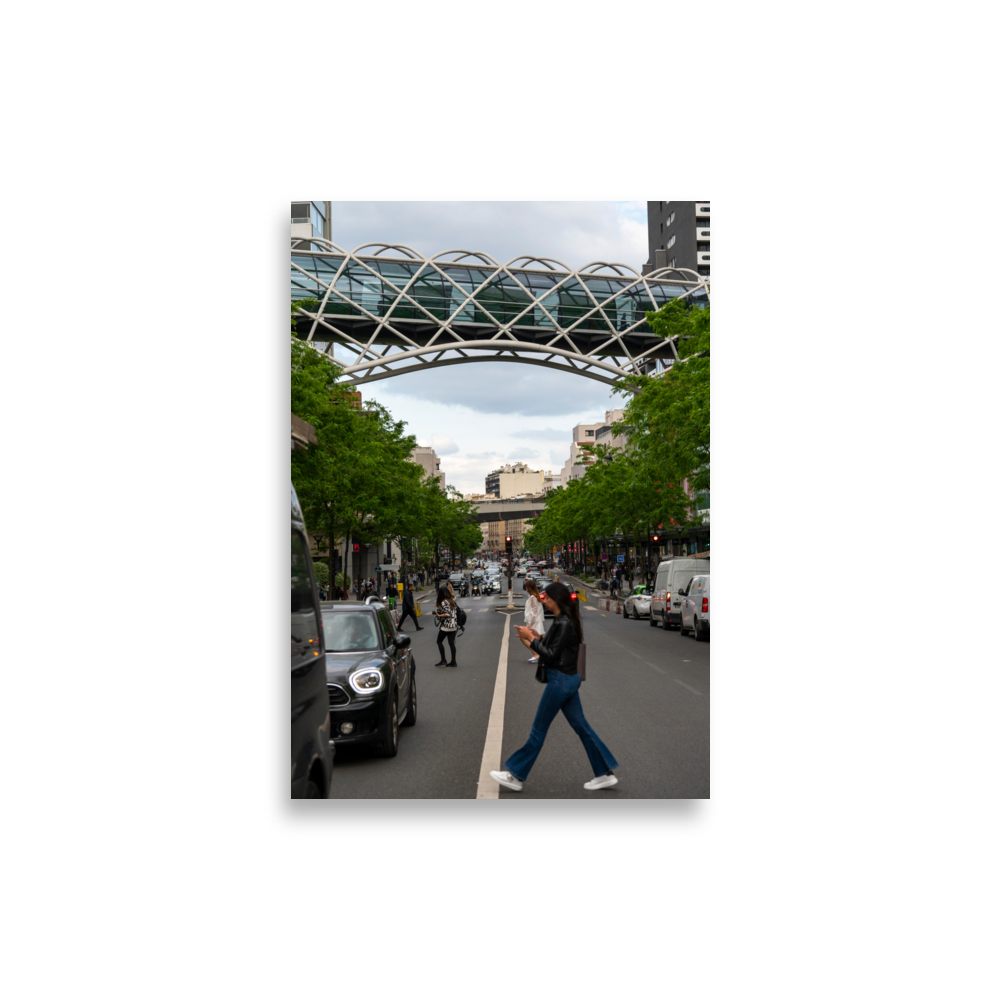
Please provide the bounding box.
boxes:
[540,581,578,618]
[622,584,651,620]
[320,600,416,758]
[679,574,710,641]
[649,557,709,629]
[291,483,334,799]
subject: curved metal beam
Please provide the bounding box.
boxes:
[344,353,629,389]
[339,339,634,380]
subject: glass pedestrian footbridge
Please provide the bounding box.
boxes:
[291,239,710,387]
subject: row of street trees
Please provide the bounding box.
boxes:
[524,295,709,581]
[291,302,482,588]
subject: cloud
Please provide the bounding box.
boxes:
[327,201,649,272]
[508,448,540,460]
[509,427,570,440]
[417,434,458,455]
[374,361,618,418]
[549,448,567,466]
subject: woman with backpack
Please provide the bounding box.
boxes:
[491,581,619,792]
[433,587,459,667]
[520,579,545,664]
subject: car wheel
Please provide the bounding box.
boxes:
[649,612,658,626]
[694,617,707,642]
[401,666,417,727]
[305,779,324,798]
[679,618,688,636]
[374,690,399,757]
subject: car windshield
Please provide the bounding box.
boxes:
[323,612,381,652]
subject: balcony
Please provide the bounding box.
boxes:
[696,228,710,241]
[695,203,711,218]
[697,252,711,266]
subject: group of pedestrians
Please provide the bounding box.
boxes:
[390,568,620,792]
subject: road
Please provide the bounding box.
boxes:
[329,575,709,798]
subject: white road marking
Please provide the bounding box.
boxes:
[673,678,703,696]
[599,633,706,696]
[479,609,490,613]
[476,613,514,800]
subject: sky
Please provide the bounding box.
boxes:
[324,201,648,495]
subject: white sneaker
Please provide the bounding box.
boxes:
[584,774,618,790]
[490,770,523,791]
[529,656,538,662]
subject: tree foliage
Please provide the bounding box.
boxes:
[524,295,709,570]
[291,306,482,580]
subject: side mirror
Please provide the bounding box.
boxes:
[393,633,411,650]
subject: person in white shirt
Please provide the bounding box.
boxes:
[519,580,545,663]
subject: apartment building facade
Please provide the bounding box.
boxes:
[642,201,710,278]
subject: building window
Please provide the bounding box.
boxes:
[667,235,676,249]
[698,267,710,275]
[585,429,594,436]
[659,201,663,212]
[669,258,676,268]
[666,212,675,226]
[660,222,663,234]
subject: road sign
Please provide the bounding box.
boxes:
[617,554,625,562]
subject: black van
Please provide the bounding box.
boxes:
[291,482,334,798]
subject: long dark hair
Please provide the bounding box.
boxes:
[436,588,456,608]
[543,582,583,642]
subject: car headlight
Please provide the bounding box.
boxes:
[349,668,384,695]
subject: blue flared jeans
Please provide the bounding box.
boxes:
[504,669,619,782]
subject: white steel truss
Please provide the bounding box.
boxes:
[291,239,710,389]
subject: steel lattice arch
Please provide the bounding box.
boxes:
[291,238,710,388]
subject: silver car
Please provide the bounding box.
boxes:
[622,584,651,620]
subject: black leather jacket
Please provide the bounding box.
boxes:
[530,613,580,675]
[402,589,414,610]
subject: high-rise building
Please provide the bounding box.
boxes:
[642,201,710,278]
[485,462,544,498]
[560,419,606,484]
[411,446,446,489]
[291,201,331,243]
[594,408,627,452]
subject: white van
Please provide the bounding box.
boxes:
[649,557,710,629]
[680,574,710,641]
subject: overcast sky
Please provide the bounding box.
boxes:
[325,201,647,495]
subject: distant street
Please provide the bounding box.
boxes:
[329,575,709,799]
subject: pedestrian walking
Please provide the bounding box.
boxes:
[491,581,619,792]
[519,580,545,663]
[398,584,424,632]
[433,588,459,667]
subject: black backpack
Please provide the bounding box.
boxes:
[455,606,467,629]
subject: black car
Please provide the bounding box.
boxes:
[540,581,578,618]
[291,483,334,798]
[320,600,416,758]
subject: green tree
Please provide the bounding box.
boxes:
[615,296,710,498]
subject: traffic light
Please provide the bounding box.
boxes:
[505,535,513,555]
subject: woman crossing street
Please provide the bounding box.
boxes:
[491,582,619,792]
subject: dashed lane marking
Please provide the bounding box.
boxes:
[598,632,706,697]
[673,678,703,696]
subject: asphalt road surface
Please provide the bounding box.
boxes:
[328,576,709,799]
